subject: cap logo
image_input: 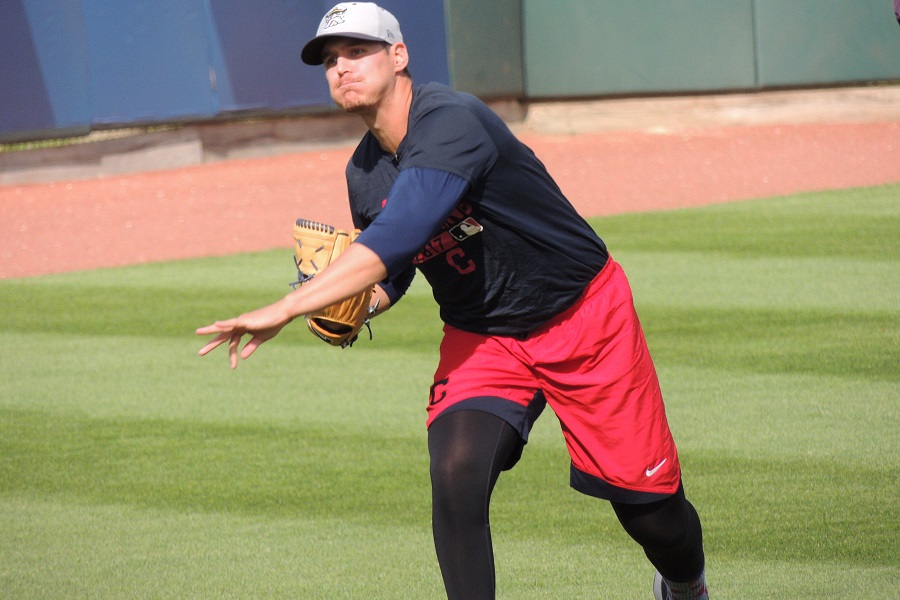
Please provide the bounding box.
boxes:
[323,6,347,29]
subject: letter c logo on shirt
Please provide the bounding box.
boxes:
[446,248,475,275]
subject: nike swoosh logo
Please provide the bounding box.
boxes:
[645,459,667,477]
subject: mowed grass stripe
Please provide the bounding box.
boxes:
[596,183,899,260]
[641,306,897,380]
[0,267,444,349]
[2,277,893,381]
[0,408,431,525]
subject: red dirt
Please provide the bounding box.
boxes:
[1,120,897,279]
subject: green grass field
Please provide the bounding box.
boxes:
[1,183,897,599]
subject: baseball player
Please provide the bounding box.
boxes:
[197,3,709,599]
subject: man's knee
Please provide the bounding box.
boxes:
[611,486,702,551]
[428,411,521,506]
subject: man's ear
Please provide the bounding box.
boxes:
[391,43,409,72]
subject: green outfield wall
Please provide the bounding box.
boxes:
[443,0,524,98]
[452,0,900,98]
[753,0,900,87]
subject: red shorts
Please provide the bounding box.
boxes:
[427,258,681,502]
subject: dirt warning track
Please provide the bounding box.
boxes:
[1,116,897,279]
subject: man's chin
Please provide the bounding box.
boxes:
[332,95,370,114]
[342,103,368,114]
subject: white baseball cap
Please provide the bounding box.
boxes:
[301,2,403,66]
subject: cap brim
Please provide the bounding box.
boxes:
[300,33,387,66]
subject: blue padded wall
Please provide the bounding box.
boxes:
[0,0,451,139]
[0,0,91,136]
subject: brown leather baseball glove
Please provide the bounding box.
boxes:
[291,218,374,348]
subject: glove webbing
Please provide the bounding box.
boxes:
[290,219,338,288]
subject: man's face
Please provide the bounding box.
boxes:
[321,38,397,114]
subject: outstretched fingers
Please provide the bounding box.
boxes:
[239,335,267,361]
[196,303,292,368]
[195,319,238,338]
[228,332,242,369]
[196,320,245,364]
[196,321,269,369]
[197,331,230,355]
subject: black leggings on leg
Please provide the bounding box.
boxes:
[428,410,523,600]
[428,409,706,596]
[611,484,706,583]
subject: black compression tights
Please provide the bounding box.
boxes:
[428,410,521,600]
[428,410,705,600]
[611,485,706,583]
